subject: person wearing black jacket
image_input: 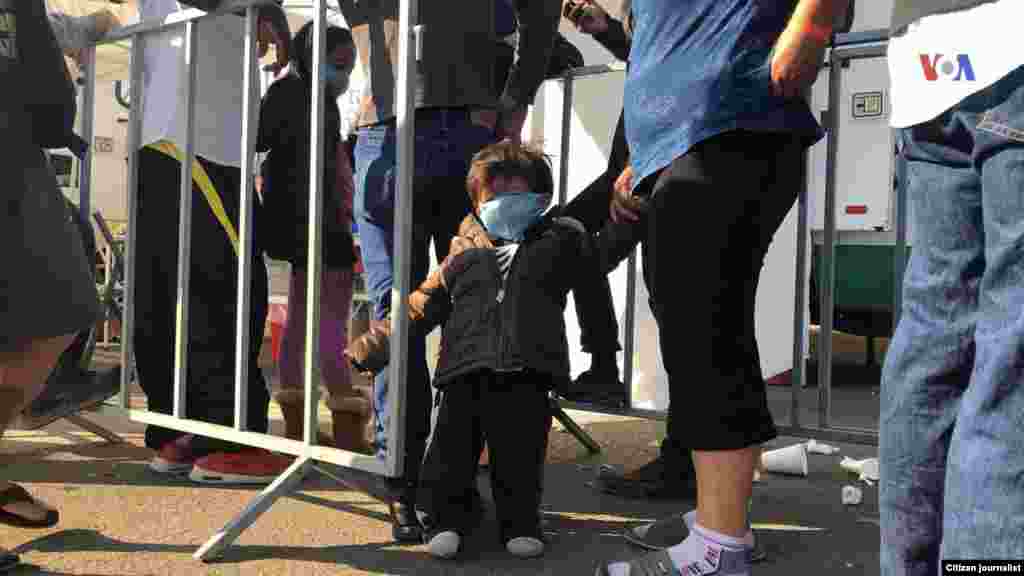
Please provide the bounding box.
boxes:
[256,23,371,453]
[0,0,100,569]
[346,141,619,560]
[334,0,562,542]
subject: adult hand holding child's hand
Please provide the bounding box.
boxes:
[610,165,644,224]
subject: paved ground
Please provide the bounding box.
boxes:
[2,403,879,576]
[1,330,883,575]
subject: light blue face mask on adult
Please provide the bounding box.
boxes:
[477,192,551,243]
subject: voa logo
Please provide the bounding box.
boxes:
[919,54,976,81]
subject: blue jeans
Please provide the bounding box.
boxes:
[880,65,1024,575]
[353,109,497,488]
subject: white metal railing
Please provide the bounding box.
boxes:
[73,0,418,561]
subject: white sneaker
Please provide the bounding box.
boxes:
[506,536,545,558]
[427,531,460,559]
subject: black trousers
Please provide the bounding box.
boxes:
[134,147,270,455]
[419,371,552,543]
[559,111,699,470]
[562,112,631,357]
[637,130,804,450]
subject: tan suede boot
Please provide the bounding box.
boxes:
[278,400,334,445]
[278,400,305,441]
[328,392,373,453]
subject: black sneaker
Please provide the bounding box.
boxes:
[623,512,768,563]
[594,455,697,500]
[389,500,423,543]
[559,368,627,410]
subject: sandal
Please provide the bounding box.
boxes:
[0,483,59,528]
[0,551,18,573]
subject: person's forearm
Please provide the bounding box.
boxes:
[787,0,852,35]
[500,0,561,110]
[591,18,630,62]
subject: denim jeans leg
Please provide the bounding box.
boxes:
[353,126,399,460]
[941,73,1024,559]
[879,128,982,576]
[353,126,396,324]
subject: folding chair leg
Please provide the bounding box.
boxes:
[549,397,601,454]
[65,413,126,444]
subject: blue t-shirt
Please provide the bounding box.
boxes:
[625,0,824,189]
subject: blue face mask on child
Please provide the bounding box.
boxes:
[478,192,551,243]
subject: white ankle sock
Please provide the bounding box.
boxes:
[682,510,755,549]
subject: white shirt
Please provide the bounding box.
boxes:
[138,0,245,167]
[888,0,1024,129]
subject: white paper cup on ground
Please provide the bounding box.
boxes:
[807,439,840,455]
[760,443,808,476]
[860,458,879,482]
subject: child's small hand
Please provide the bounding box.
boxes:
[610,166,643,223]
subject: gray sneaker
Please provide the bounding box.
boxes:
[623,512,767,563]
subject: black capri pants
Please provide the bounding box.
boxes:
[637,130,803,450]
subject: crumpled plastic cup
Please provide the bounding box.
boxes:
[840,456,879,485]
[842,485,863,505]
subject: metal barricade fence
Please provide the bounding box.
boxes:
[549,31,896,447]
[73,0,419,561]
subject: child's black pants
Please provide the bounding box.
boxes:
[417,370,552,543]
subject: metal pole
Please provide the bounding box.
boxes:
[79,49,96,222]
[893,130,907,327]
[558,75,574,206]
[304,0,327,447]
[121,39,145,410]
[622,251,637,408]
[817,49,842,428]
[387,0,419,479]
[103,244,112,344]
[233,6,260,431]
[791,149,810,428]
[173,22,199,418]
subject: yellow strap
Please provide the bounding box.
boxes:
[146,141,240,255]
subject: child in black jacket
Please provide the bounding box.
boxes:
[346,141,619,559]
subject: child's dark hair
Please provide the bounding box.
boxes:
[466,141,554,206]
